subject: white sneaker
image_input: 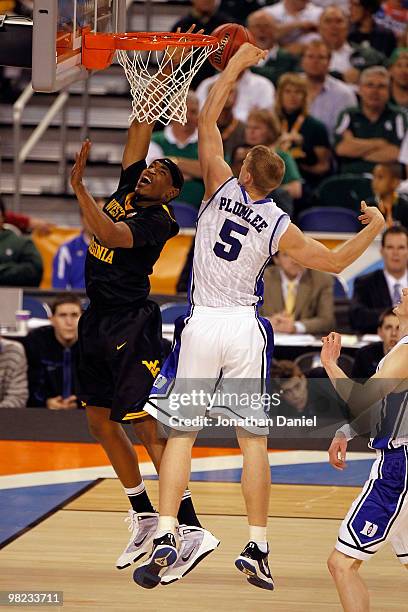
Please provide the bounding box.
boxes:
[161,526,220,585]
[115,510,158,569]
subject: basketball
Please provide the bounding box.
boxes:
[209,23,256,71]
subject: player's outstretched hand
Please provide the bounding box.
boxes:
[328,433,348,470]
[229,42,267,70]
[358,200,385,228]
[71,139,92,191]
[321,331,342,366]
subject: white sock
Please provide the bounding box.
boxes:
[124,482,146,496]
[156,515,177,538]
[249,525,268,553]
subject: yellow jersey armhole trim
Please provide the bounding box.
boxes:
[162,204,176,222]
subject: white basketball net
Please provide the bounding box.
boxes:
[117,42,217,125]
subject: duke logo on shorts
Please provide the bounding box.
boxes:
[144,177,290,434]
[336,335,408,562]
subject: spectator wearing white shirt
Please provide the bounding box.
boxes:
[302,39,358,140]
[195,69,275,123]
[265,0,323,55]
[247,9,299,86]
[319,6,357,83]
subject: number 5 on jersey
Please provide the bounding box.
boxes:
[213,219,249,262]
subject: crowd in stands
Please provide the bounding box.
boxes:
[0,0,408,410]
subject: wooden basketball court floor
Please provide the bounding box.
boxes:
[1,445,407,611]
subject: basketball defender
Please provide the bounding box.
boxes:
[321,289,408,612]
[134,43,385,590]
[70,28,218,575]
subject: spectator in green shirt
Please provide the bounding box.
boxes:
[0,198,43,287]
[247,9,299,87]
[147,92,204,209]
[244,108,303,201]
[334,65,407,174]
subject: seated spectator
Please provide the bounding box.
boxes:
[319,6,385,85]
[24,294,81,409]
[216,85,246,161]
[375,0,408,44]
[335,66,407,175]
[0,197,43,286]
[247,9,299,86]
[270,359,349,422]
[265,0,322,56]
[0,195,54,235]
[349,0,397,57]
[230,143,295,217]
[275,73,332,190]
[196,66,275,123]
[301,39,358,141]
[370,162,408,228]
[261,252,335,335]
[350,225,408,332]
[171,0,235,88]
[388,48,408,110]
[0,337,28,408]
[351,307,399,379]
[52,213,92,289]
[318,6,355,80]
[147,92,204,209]
[245,109,302,200]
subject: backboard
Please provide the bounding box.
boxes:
[32,0,126,92]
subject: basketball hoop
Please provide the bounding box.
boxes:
[82,31,219,125]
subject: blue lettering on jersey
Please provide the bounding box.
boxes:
[219,197,269,234]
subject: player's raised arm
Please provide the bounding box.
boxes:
[198,43,267,198]
[321,328,408,434]
[279,202,385,274]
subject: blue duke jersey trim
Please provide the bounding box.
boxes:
[370,335,408,450]
[191,178,290,308]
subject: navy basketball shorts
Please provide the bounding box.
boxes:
[77,300,162,423]
[144,305,274,436]
[336,446,408,563]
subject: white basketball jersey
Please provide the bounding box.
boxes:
[190,177,290,307]
[370,334,408,449]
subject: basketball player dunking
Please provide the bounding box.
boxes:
[134,43,385,590]
[321,288,408,612]
[69,27,218,575]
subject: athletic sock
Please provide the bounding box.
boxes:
[124,482,155,514]
[249,525,268,553]
[156,515,177,538]
[177,489,202,527]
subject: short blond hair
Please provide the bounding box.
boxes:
[246,145,285,193]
